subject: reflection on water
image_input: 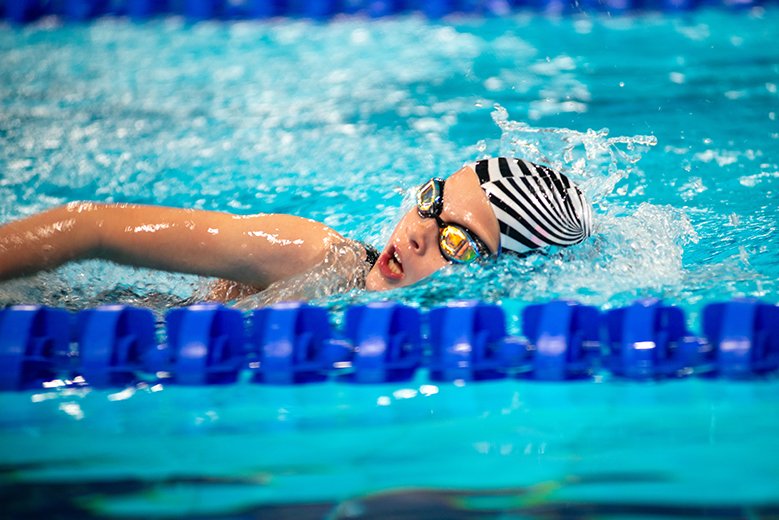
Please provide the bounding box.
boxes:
[1,11,777,311]
[1,12,778,517]
[2,379,779,517]
[4,473,779,519]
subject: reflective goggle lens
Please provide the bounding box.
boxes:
[417,177,491,263]
[416,179,441,217]
[439,225,480,263]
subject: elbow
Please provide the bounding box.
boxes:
[63,201,107,258]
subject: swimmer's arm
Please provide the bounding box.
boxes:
[0,202,344,287]
[0,203,99,281]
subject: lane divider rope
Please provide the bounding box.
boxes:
[1,299,777,390]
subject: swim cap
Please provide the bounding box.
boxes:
[472,157,592,256]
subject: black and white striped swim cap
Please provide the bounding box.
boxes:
[472,157,592,256]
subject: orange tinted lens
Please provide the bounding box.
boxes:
[440,226,479,263]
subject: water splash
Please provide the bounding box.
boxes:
[325,198,699,312]
[488,104,657,205]
[1,15,774,311]
[324,109,699,312]
[0,262,200,313]
[0,109,696,313]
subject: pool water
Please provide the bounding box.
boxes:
[1,8,777,313]
[1,7,778,518]
[2,379,779,518]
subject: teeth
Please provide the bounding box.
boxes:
[387,250,403,275]
[389,256,402,275]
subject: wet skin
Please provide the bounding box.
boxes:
[0,204,343,290]
[364,165,500,292]
[0,165,499,296]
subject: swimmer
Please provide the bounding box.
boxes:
[0,158,592,304]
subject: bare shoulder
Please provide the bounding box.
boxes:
[209,232,374,306]
[227,213,349,268]
[204,213,361,296]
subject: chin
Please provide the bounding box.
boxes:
[364,270,392,292]
[364,272,380,291]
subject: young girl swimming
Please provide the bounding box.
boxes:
[0,158,592,305]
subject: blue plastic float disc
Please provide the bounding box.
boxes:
[703,300,779,378]
[428,300,508,382]
[604,299,700,380]
[251,301,344,384]
[62,0,109,20]
[77,305,157,388]
[344,301,422,383]
[166,303,245,385]
[0,306,71,390]
[522,300,600,380]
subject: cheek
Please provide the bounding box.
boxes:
[403,248,448,281]
[390,210,417,239]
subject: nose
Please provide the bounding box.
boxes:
[407,215,438,256]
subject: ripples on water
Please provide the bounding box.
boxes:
[0,10,776,314]
[1,13,779,518]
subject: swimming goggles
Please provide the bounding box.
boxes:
[416,177,494,264]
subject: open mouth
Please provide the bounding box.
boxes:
[378,245,404,281]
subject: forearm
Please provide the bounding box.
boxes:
[0,202,101,281]
[93,204,241,279]
[1,201,344,289]
[91,204,338,286]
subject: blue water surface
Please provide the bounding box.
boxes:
[0,8,777,312]
[2,378,779,517]
[0,7,778,518]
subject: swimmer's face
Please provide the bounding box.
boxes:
[365,165,500,292]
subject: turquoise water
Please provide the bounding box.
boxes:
[3,379,779,517]
[1,8,777,312]
[1,8,778,518]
